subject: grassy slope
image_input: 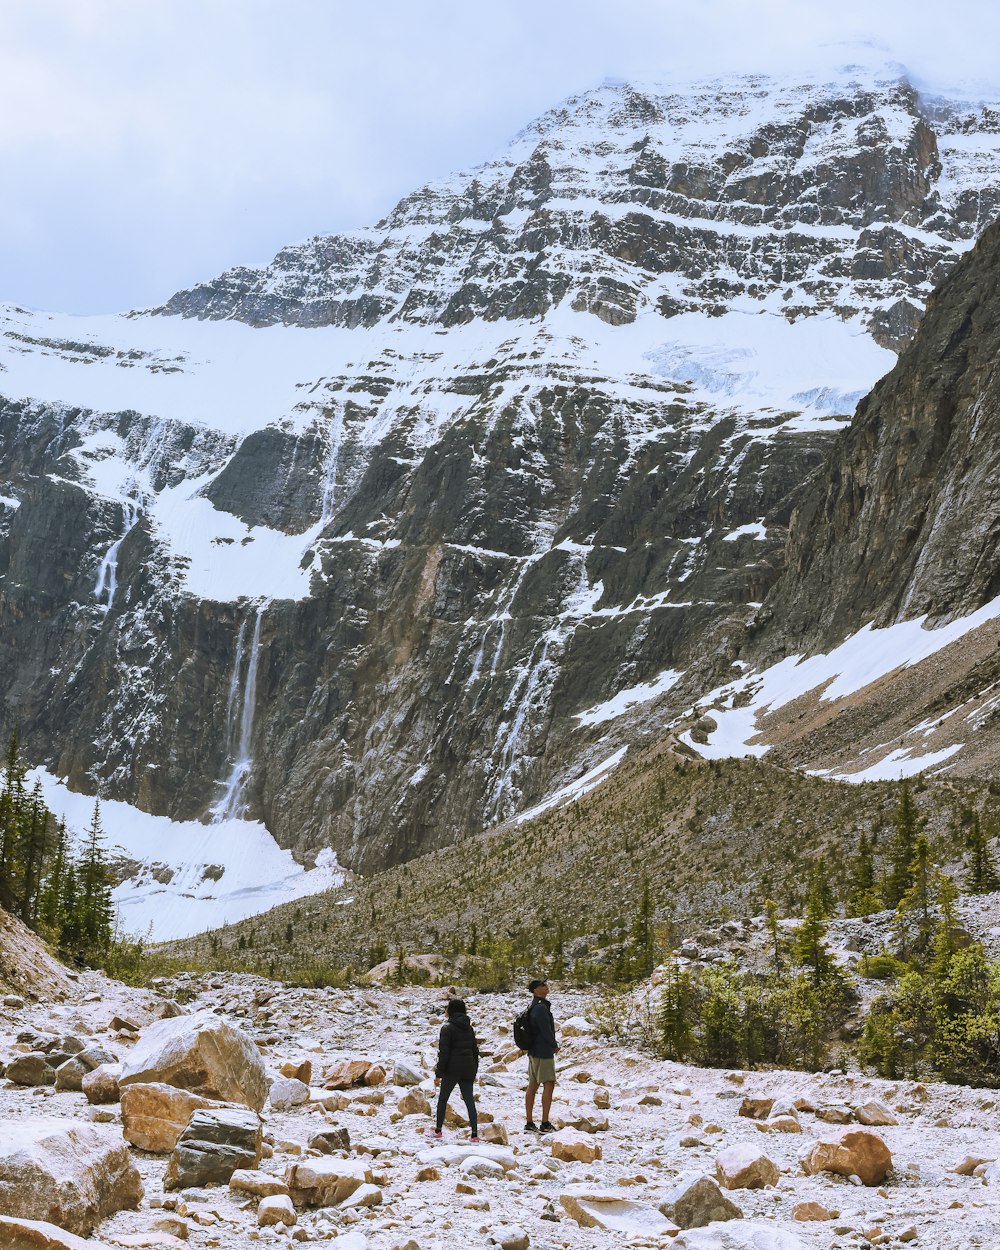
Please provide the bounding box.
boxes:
[165,734,989,979]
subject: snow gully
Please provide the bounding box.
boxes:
[211,605,265,822]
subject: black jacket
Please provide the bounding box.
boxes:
[435,1011,480,1079]
[528,996,557,1059]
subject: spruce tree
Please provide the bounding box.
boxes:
[846,829,881,916]
[77,800,114,960]
[965,812,999,894]
[885,782,923,907]
[793,877,835,985]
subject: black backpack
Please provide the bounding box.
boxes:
[513,1005,534,1051]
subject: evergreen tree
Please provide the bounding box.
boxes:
[656,958,696,1060]
[965,811,999,894]
[885,782,923,907]
[896,835,936,964]
[764,898,783,971]
[846,829,881,916]
[793,876,836,985]
[77,801,114,960]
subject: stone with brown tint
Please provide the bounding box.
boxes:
[802,1128,892,1187]
[0,1119,142,1237]
[118,1012,268,1111]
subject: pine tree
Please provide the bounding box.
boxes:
[657,958,696,1060]
[885,783,923,907]
[77,800,114,960]
[38,819,67,937]
[896,835,936,964]
[965,812,999,894]
[793,877,835,985]
[846,829,881,916]
[764,898,783,972]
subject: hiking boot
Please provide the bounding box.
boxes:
[539,1121,555,1133]
[470,1134,480,1143]
[427,1127,443,1139]
[524,1120,539,1132]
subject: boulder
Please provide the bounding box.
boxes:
[230,1169,289,1198]
[279,1060,312,1085]
[459,1157,506,1180]
[490,1226,529,1250]
[715,1145,779,1190]
[0,1118,142,1236]
[341,1184,382,1209]
[853,1100,898,1127]
[392,1059,423,1087]
[163,1107,262,1190]
[0,1215,103,1250]
[82,1063,122,1105]
[815,1104,852,1124]
[737,1098,773,1121]
[560,1017,595,1038]
[53,1058,91,1093]
[801,1128,892,1187]
[308,1128,351,1155]
[5,1055,54,1087]
[120,1082,235,1152]
[659,1174,742,1228]
[594,1087,611,1110]
[323,1060,371,1090]
[268,1077,310,1111]
[285,1158,371,1207]
[118,1012,268,1111]
[950,1155,994,1176]
[559,1189,674,1235]
[397,1089,431,1117]
[416,1145,516,1171]
[792,1201,838,1221]
[672,1222,810,1249]
[480,1122,509,1145]
[563,1113,608,1134]
[258,1195,297,1227]
[550,1128,601,1164]
[363,1065,385,1086]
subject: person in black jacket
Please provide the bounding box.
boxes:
[524,978,558,1132]
[432,997,480,1140]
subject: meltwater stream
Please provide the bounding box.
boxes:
[211,605,265,822]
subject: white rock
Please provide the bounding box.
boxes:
[269,1077,311,1111]
[459,1156,506,1179]
[672,1220,809,1248]
[341,1183,383,1209]
[560,1017,595,1037]
[559,1188,674,1235]
[416,1145,516,1171]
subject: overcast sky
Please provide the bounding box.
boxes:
[2,0,998,315]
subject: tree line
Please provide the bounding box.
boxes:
[0,732,116,964]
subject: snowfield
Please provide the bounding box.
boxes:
[29,768,345,941]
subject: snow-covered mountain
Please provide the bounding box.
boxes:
[2,51,1000,937]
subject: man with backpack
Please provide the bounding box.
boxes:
[520,978,557,1132]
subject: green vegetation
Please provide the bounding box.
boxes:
[0,732,116,966]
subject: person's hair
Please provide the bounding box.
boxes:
[446,998,466,1016]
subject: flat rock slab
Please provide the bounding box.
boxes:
[119,1011,268,1112]
[0,1214,113,1250]
[560,1188,675,1235]
[0,1119,143,1237]
[416,1145,516,1171]
[672,1220,810,1249]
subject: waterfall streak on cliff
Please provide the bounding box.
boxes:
[212,607,264,822]
[94,502,139,610]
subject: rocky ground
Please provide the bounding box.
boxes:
[4,967,1000,1250]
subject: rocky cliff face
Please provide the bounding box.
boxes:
[758,213,1000,650]
[1,54,999,892]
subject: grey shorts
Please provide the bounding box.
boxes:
[528,1055,556,1084]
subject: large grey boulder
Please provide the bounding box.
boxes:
[118,1010,268,1111]
[163,1107,263,1190]
[0,1118,143,1235]
[659,1173,742,1229]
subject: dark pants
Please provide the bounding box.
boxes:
[436,1075,477,1133]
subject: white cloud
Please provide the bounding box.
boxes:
[1,0,998,312]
